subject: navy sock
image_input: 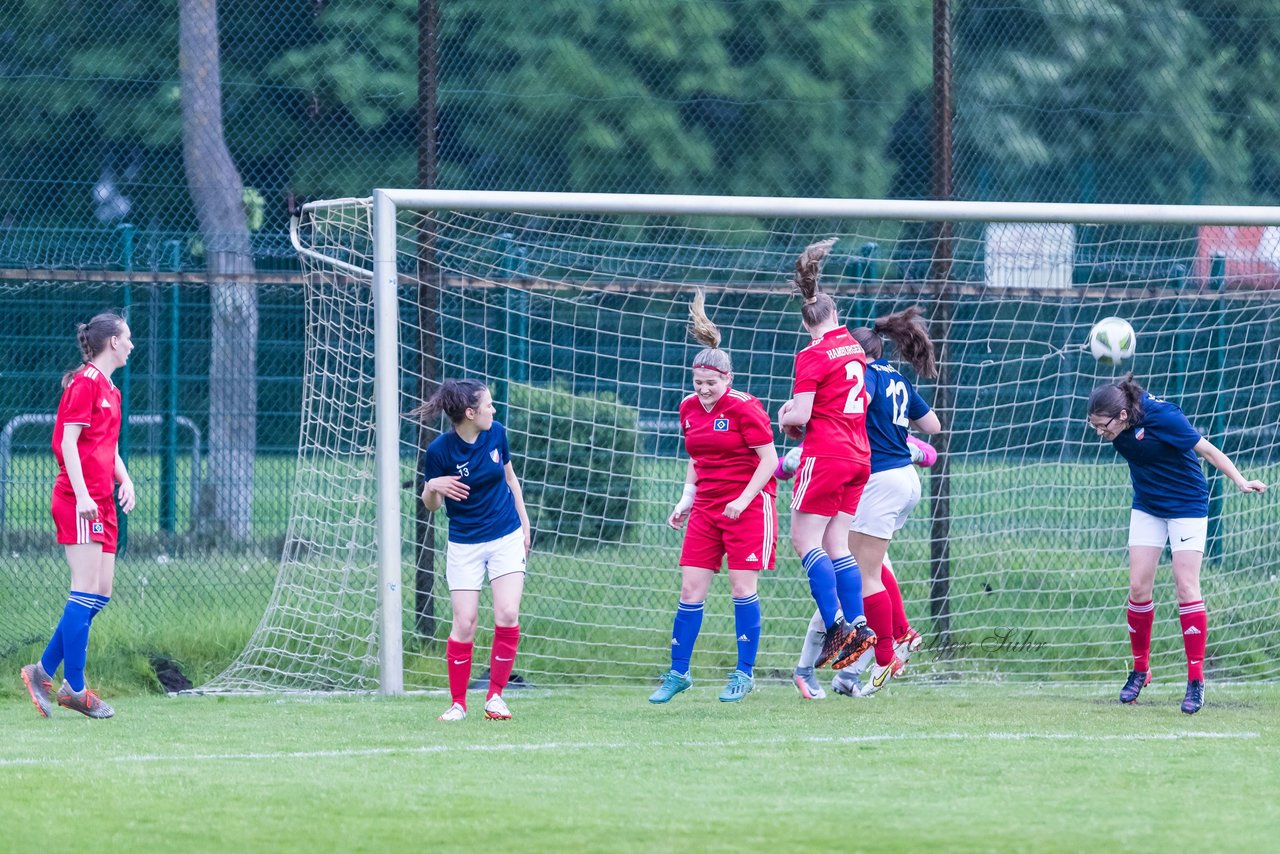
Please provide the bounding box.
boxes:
[803,548,840,628]
[832,555,865,622]
[732,594,761,676]
[51,592,95,692]
[670,601,704,675]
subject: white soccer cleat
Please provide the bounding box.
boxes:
[483,694,512,720]
[862,655,904,697]
[831,669,864,698]
[893,628,924,674]
[792,668,826,700]
[438,701,467,722]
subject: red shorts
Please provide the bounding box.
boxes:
[790,454,870,517]
[679,492,778,572]
[51,492,118,554]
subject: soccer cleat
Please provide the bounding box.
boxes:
[815,619,851,669]
[1119,669,1151,704]
[718,669,754,703]
[56,682,114,719]
[831,669,865,698]
[1181,679,1204,715]
[832,620,877,670]
[861,655,903,696]
[893,628,923,675]
[792,667,826,700]
[20,663,54,719]
[438,702,467,722]
[483,694,512,720]
[648,669,693,704]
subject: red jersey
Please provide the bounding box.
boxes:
[679,388,777,507]
[793,326,870,462]
[52,364,121,502]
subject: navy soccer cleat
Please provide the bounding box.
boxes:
[1119,669,1151,704]
[815,619,851,669]
[1181,680,1204,715]
[832,620,877,670]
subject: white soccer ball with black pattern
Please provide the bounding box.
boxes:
[1087,316,1136,365]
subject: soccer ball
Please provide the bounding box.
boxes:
[1087,317,1136,365]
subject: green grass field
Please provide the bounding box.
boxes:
[2,684,1277,852]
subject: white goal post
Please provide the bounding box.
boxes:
[204,190,1280,695]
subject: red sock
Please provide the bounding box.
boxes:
[880,563,910,640]
[1127,598,1154,672]
[1179,600,1207,681]
[445,638,473,709]
[863,591,895,666]
[488,624,521,699]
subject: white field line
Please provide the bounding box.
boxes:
[0,730,1258,769]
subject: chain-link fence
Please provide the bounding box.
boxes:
[5,1,1280,265]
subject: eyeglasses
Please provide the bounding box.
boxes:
[1087,415,1118,433]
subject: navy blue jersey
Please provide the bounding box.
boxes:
[420,421,521,544]
[1110,393,1207,518]
[864,359,932,474]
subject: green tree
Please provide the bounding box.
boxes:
[0,0,180,227]
[953,0,1246,205]
[269,0,932,200]
[1189,0,1280,204]
[180,0,258,541]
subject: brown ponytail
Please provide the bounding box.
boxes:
[62,311,126,388]
[1087,372,1147,425]
[792,238,838,329]
[852,306,937,379]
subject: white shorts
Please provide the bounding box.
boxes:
[1128,509,1207,553]
[850,466,922,539]
[445,528,527,591]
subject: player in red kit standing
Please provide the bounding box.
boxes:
[777,239,876,672]
[649,290,778,704]
[21,312,136,719]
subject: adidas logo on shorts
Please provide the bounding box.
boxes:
[746,553,759,562]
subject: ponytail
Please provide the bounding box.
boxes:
[855,306,937,379]
[62,311,126,388]
[688,289,732,375]
[408,379,488,426]
[1087,372,1146,424]
[792,238,838,328]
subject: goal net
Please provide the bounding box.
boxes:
[205,192,1280,693]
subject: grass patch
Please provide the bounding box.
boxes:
[1,685,1276,851]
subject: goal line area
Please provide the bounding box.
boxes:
[202,191,1280,694]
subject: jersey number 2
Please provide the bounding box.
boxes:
[843,361,866,415]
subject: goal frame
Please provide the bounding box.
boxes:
[299,189,1280,695]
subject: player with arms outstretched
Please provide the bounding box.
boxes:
[21,312,136,719]
[777,239,876,671]
[416,379,531,722]
[650,291,778,704]
[1087,373,1265,714]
